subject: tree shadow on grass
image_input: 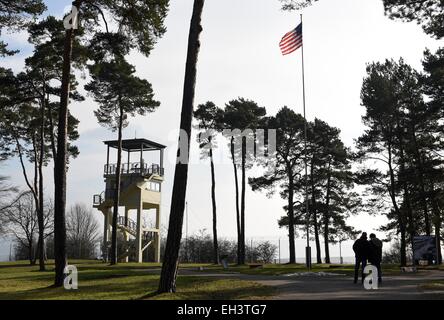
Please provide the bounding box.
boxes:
[2,272,55,282]
[74,263,161,272]
[1,265,158,285]
[138,277,215,300]
[139,291,160,299]
[141,278,275,300]
[0,265,164,300]
[0,275,161,300]
[0,265,275,300]
[0,263,37,269]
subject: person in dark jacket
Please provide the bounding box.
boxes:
[353,232,370,284]
[368,233,383,283]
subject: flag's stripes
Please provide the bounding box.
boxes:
[279,23,303,56]
[280,35,302,51]
[280,33,302,55]
[280,33,302,45]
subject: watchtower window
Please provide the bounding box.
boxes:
[147,182,160,192]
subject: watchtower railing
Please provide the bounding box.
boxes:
[104,162,164,177]
[117,215,137,233]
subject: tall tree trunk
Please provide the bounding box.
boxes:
[433,209,443,265]
[239,138,246,265]
[405,190,415,249]
[28,241,34,266]
[46,101,59,255]
[415,164,430,236]
[32,135,39,212]
[310,160,322,264]
[110,104,124,265]
[54,2,78,285]
[419,176,430,235]
[436,225,442,265]
[209,145,219,264]
[31,136,40,267]
[397,125,415,249]
[46,100,58,196]
[158,0,205,293]
[37,99,46,271]
[324,169,332,264]
[15,137,37,201]
[387,142,407,266]
[388,186,406,267]
[47,102,57,161]
[15,134,42,266]
[313,213,321,264]
[431,186,442,265]
[287,166,296,264]
[15,134,43,266]
[399,222,407,266]
[400,182,412,266]
[231,138,241,265]
[410,126,431,235]
[402,187,414,251]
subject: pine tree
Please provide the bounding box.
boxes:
[85,34,160,265]
[221,98,267,265]
[250,106,305,264]
[194,102,224,265]
[0,0,46,56]
[52,0,168,286]
[158,0,204,293]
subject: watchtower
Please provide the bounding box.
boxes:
[93,138,166,263]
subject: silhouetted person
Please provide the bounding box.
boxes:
[368,233,383,283]
[353,232,370,284]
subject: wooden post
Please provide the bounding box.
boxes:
[154,205,161,263]
[124,207,129,262]
[140,143,144,174]
[127,149,130,174]
[160,149,164,172]
[106,145,110,175]
[136,192,143,263]
[103,208,111,261]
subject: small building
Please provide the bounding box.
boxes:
[93,138,165,263]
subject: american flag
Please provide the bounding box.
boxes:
[279,23,303,56]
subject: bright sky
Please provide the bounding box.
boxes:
[0,0,441,261]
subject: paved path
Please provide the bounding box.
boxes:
[178,269,444,300]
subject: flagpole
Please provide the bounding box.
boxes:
[300,13,311,271]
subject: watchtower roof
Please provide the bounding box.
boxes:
[104,138,166,152]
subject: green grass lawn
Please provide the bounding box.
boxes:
[0,260,274,300]
[2,260,441,299]
[420,281,444,291]
[191,262,406,276]
[417,265,444,291]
